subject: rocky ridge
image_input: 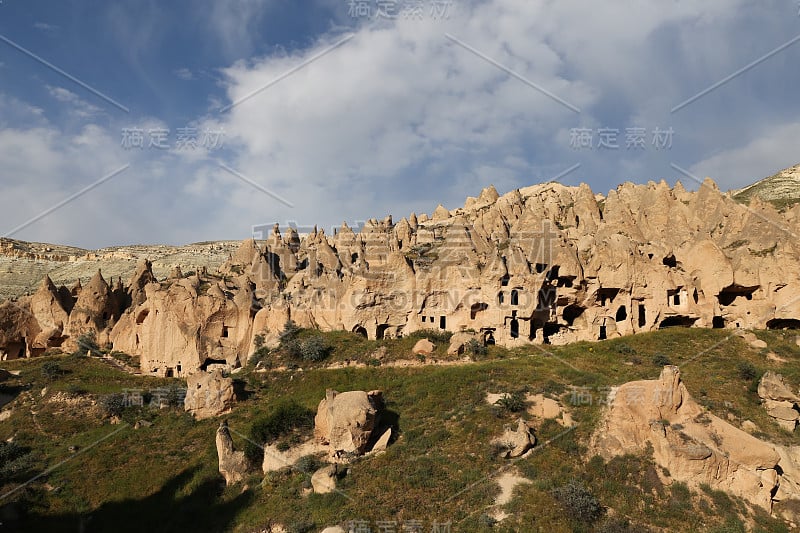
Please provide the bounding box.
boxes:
[2,172,800,379]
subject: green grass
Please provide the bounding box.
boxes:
[0,327,797,531]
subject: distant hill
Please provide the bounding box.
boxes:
[732,163,800,210]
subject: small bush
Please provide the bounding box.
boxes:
[250,345,271,366]
[652,354,672,366]
[495,392,526,413]
[737,361,758,381]
[478,514,498,527]
[287,522,315,533]
[615,342,636,355]
[253,333,265,349]
[295,454,324,474]
[100,393,126,418]
[296,335,331,362]
[75,331,101,356]
[279,320,301,345]
[0,441,33,481]
[409,329,452,344]
[596,517,650,533]
[41,361,62,381]
[551,480,604,525]
[465,339,487,357]
[246,401,314,463]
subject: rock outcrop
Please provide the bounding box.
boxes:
[314,389,383,457]
[592,366,782,512]
[184,370,236,419]
[216,420,250,486]
[491,418,536,458]
[758,372,800,431]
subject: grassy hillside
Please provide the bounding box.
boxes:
[0,328,798,532]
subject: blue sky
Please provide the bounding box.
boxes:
[1,0,799,248]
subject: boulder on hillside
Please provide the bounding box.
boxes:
[314,389,383,457]
[412,339,435,356]
[758,372,800,431]
[184,370,235,419]
[758,371,800,403]
[447,331,479,355]
[491,418,536,458]
[216,420,250,486]
[311,464,338,494]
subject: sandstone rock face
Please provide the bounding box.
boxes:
[216,421,250,486]
[314,389,382,456]
[758,372,800,431]
[591,366,781,512]
[4,176,800,369]
[184,370,235,419]
[773,445,800,522]
[491,418,536,458]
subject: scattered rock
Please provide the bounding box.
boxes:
[751,339,768,349]
[134,419,153,430]
[491,418,536,458]
[310,465,337,494]
[526,393,563,421]
[412,339,435,356]
[447,332,479,355]
[371,428,392,453]
[369,346,387,360]
[320,527,346,533]
[741,420,758,433]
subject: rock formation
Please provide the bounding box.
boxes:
[314,389,383,457]
[758,371,800,431]
[310,465,338,494]
[591,366,786,513]
[184,370,236,419]
[491,418,536,458]
[2,175,800,373]
[216,420,251,486]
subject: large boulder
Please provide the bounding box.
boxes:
[216,420,250,486]
[591,366,781,512]
[184,370,235,419]
[314,389,382,456]
[447,331,479,355]
[412,339,435,356]
[311,465,338,494]
[758,371,800,403]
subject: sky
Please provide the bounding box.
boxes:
[0,0,799,249]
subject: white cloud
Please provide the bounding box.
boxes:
[33,22,59,32]
[688,121,800,191]
[174,67,193,80]
[205,0,769,233]
[46,86,103,118]
[3,0,799,248]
